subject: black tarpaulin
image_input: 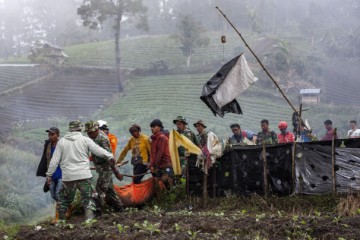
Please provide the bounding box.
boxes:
[200,53,257,117]
[215,144,293,196]
[295,143,360,194]
[189,139,360,197]
[200,55,242,117]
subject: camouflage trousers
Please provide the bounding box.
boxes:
[57,178,96,218]
[95,165,123,210]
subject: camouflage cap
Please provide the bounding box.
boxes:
[173,116,188,125]
[193,120,207,128]
[69,120,82,131]
[84,120,99,133]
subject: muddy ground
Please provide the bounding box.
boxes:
[11,195,360,240]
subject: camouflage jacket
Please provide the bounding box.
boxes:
[197,130,209,148]
[256,131,278,145]
[92,131,113,166]
[178,128,200,156]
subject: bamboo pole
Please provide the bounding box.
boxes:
[332,128,337,195]
[203,172,208,207]
[186,156,190,196]
[216,6,297,114]
[213,165,216,198]
[262,141,269,199]
[291,142,296,193]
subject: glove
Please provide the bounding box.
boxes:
[115,172,123,181]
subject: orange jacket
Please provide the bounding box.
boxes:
[108,133,118,156]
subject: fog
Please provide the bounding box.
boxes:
[0,0,360,224]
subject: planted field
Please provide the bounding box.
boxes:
[65,32,245,69]
[0,66,46,92]
[100,73,294,138]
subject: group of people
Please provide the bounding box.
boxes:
[38,116,360,224]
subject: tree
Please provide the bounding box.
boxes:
[77,0,147,92]
[172,15,209,69]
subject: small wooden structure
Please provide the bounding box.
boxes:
[29,42,68,65]
[299,89,321,104]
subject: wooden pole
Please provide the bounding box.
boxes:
[216,6,310,131]
[203,172,208,207]
[291,142,296,193]
[262,141,268,199]
[332,128,337,195]
[212,165,216,198]
[186,156,190,196]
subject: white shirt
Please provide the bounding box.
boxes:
[348,129,360,138]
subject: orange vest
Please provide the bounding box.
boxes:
[108,133,118,156]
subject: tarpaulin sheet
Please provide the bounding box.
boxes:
[295,143,360,194]
[189,139,360,197]
[114,177,154,207]
[189,144,293,197]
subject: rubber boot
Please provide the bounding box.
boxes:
[58,210,67,222]
[66,204,75,220]
[50,209,59,225]
[85,209,95,221]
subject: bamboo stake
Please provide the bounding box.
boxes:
[262,141,268,199]
[203,172,208,207]
[291,142,296,193]
[186,156,190,196]
[216,6,303,118]
[332,128,337,195]
[213,165,216,198]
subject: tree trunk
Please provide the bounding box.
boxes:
[115,10,123,92]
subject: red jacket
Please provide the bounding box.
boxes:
[277,132,295,143]
[150,132,172,169]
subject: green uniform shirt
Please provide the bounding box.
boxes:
[256,131,278,145]
[92,131,113,165]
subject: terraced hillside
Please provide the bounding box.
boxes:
[65,32,244,69]
[0,68,118,132]
[99,74,295,138]
[0,65,48,93]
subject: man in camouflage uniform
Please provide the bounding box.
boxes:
[256,119,278,145]
[193,120,209,148]
[85,121,124,213]
[46,120,123,221]
[173,116,201,170]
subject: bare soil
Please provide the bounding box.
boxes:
[14,195,360,240]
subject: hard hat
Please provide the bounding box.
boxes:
[278,121,288,130]
[97,120,107,128]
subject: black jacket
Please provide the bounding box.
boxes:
[36,140,50,177]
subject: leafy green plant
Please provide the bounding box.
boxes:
[134,220,160,235]
[81,219,97,228]
[188,229,201,240]
[116,224,129,233]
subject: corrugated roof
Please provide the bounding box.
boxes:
[299,89,321,94]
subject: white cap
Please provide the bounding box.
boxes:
[97,120,107,128]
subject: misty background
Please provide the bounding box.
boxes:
[0,0,360,224]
